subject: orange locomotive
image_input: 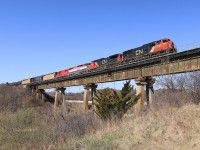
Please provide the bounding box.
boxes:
[123,38,175,61]
[151,38,174,53]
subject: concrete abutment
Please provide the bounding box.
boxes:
[134,77,155,113]
[54,87,66,108]
[82,83,98,111]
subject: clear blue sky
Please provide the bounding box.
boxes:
[0,0,200,83]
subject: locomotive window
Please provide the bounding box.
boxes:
[163,39,168,43]
[156,41,161,44]
[109,54,118,59]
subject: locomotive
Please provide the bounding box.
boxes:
[123,38,175,60]
[21,38,176,84]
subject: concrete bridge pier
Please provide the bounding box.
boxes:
[40,89,45,101]
[31,87,37,98]
[60,88,66,106]
[36,89,45,101]
[145,77,155,108]
[82,84,98,111]
[91,83,98,111]
[134,77,146,113]
[146,88,154,107]
[54,87,66,108]
[83,85,90,111]
[54,89,59,108]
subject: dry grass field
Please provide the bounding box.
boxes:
[0,84,199,150]
[61,105,200,150]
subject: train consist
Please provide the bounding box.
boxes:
[22,38,176,85]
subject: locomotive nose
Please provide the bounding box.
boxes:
[170,42,174,48]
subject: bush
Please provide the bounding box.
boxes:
[52,111,103,143]
[94,81,140,122]
[0,84,45,112]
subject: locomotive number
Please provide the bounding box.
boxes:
[136,49,144,55]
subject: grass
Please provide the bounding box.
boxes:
[0,85,200,149]
[0,104,103,150]
[60,105,200,150]
[0,108,55,150]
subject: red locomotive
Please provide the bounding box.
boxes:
[123,38,175,61]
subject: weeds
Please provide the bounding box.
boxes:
[0,108,54,150]
[0,84,44,112]
[0,84,103,149]
[0,84,200,149]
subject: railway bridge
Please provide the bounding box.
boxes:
[17,47,200,112]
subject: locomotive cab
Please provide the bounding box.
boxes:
[151,38,175,53]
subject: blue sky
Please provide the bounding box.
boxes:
[0,0,200,84]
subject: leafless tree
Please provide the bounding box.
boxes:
[187,72,200,105]
[157,73,189,91]
[156,72,200,105]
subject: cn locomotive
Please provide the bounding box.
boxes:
[21,38,176,84]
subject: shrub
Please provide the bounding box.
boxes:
[94,81,140,122]
[0,84,45,112]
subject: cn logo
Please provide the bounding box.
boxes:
[136,49,143,55]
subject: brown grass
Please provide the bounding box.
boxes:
[117,105,200,150]
[62,104,200,150]
[0,84,103,149]
[0,84,45,112]
[152,89,193,108]
[0,84,200,150]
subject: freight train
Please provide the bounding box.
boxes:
[21,38,176,85]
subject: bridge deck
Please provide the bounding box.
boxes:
[23,47,200,89]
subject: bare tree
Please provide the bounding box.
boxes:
[156,72,200,105]
[187,72,200,105]
[157,74,189,91]
[157,75,178,90]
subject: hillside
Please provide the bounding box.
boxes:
[60,105,200,150]
[0,85,200,150]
